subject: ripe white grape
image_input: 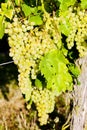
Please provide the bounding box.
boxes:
[31,88,55,125]
[65,7,87,56]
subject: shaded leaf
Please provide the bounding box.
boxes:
[68,64,80,78]
[21,4,32,16]
[15,0,22,6]
[35,79,42,89]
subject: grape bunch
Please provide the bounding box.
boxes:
[31,88,55,125]
[5,15,58,76]
[4,12,70,126]
[5,16,59,96]
[65,7,87,57]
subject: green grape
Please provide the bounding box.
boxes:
[65,7,87,56]
[31,88,55,125]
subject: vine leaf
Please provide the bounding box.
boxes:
[21,4,43,25]
[39,50,72,94]
[21,4,32,16]
[81,0,87,9]
[21,4,38,17]
[1,3,7,11]
[0,2,14,19]
[29,15,43,25]
[59,0,76,11]
[4,9,14,19]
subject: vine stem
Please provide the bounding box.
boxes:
[40,0,51,27]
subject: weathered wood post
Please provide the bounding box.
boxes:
[70,56,87,130]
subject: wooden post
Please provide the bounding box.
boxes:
[70,56,87,130]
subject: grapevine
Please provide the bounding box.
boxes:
[0,0,86,126]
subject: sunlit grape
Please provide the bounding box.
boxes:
[66,7,87,56]
[31,88,55,125]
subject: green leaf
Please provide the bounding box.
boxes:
[38,6,42,11]
[0,16,5,39]
[81,0,87,9]
[39,50,72,94]
[21,4,32,16]
[68,64,80,78]
[30,7,38,14]
[35,79,42,89]
[59,0,76,11]
[1,2,14,19]
[4,9,13,19]
[1,3,7,11]
[29,15,43,25]
[46,62,72,93]
[15,0,22,6]
[21,3,39,17]
[39,50,68,81]
[58,0,63,3]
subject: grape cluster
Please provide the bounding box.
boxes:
[32,88,55,125]
[65,7,87,57]
[5,15,58,77]
[5,13,62,102]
